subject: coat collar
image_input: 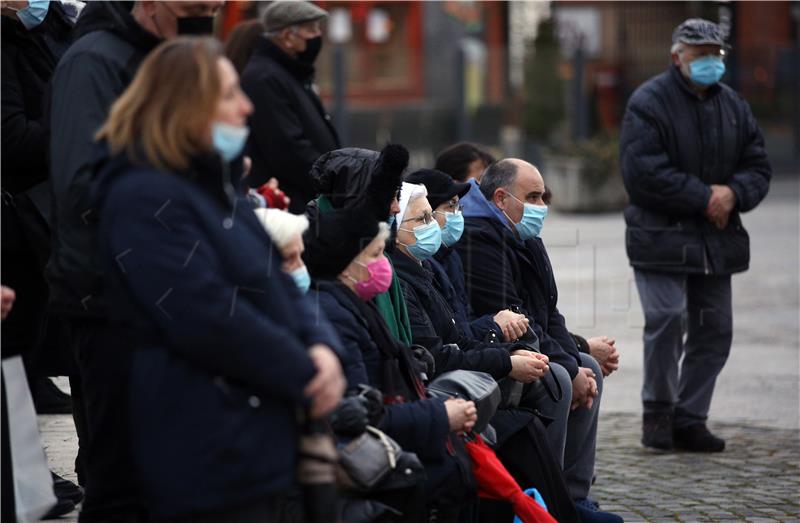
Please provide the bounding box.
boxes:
[669,63,722,101]
[255,36,315,82]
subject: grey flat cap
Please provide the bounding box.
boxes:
[264,1,328,33]
[672,18,727,47]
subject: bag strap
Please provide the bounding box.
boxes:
[365,426,397,469]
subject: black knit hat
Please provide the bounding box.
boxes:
[404,169,471,210]
[303,208,382,280]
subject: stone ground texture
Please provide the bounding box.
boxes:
[37,178,800,522]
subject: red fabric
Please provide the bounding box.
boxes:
[465,436,557,523]
[255,183,290,210]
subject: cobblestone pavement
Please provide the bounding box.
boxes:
[38,409,800,523]
[592,413,800,523]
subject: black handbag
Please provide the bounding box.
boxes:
[427,370,500,434]
[336,426,425,492]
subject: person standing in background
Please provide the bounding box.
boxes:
[620,18,771,453]
[241,0,340,213]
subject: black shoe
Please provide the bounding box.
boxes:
[42,497,76,519]
[642,412,673,450]
[673,424,725,452]
[574,498,624,523]
[52,471,83,505]
[32,377,72,415]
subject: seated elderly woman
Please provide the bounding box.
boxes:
[306,144,413,346]
[303,207,479,523]
[254,208,311,293]
[92,37,344,523]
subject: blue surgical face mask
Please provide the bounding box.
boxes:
[436,211,464,247]
[400,220,442,261]
[387,215,396,227]
[15,0,50,30]
[689,56,725,86]
[212,122,249,162]
[290,266,311,294]
[505,193,548,240]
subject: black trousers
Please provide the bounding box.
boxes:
[165,494,305,523]
[67,318,148,523]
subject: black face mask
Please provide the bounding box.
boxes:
[177,16,214,36]
[296,36,323,65]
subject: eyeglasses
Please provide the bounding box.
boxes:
[433,199,463,215]
[401,211,434,225]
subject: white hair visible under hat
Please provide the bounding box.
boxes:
[253,208,309,248]
[396,182,428,227]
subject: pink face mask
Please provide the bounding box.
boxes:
[349,256,393,301]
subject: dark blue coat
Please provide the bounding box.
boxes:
[93,150,340,520]
[310,280,477,501]
[620,65,771,275]
[310,280,450,461]
[390,250,512,381]
[457,181,581,379]
[431,246,500,341]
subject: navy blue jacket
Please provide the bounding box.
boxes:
[390,250,512,380]
[47,2,164,316]
[310,279,477,503]
[457,180,581,379]
[93,149,340,520]
[431,247,501,341]
[310,280,450,461]
[621,65,771,274]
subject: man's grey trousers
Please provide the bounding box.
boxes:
[634,269,733,428]
[538,353,602,501]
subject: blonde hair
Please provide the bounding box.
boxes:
[96,37,224,172]
[253,209,309,248]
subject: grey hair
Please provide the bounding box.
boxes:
[671,42,685,55]
[480,159,518,201]
[375,222,391,243]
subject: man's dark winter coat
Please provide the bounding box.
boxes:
[93,147,339,520]
[620,65,771,275]
[1,1,72,195]
[390,250,512,381]
[47,1,161,316]
[241,37,340,213]
[457,181,581,379]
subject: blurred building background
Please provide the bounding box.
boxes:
[222,1,799,204]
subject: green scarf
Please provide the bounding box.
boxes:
[315,195,413,345]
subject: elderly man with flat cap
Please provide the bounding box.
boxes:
[241,1,340,213]
[620,18,771,452]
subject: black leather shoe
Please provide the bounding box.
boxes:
[642,412,673,450]
[42,497,76,519]
[52,471,83,505]
[673,424,725,452]
[32,377,72,415]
